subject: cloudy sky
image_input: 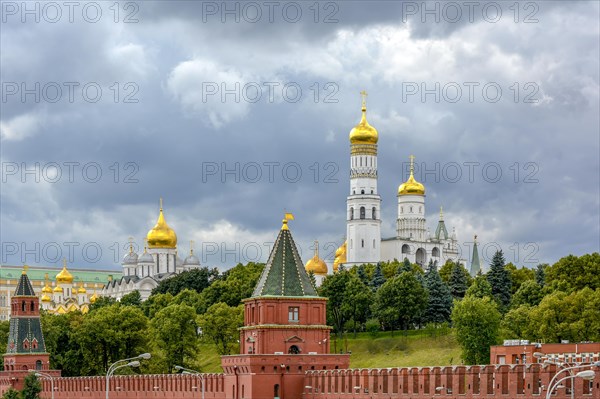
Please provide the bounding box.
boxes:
[1,0,598,272]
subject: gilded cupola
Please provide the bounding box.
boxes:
[398,155,425,196]
[305,241,328,276]
[349,91,378,145]
[146,198,177,249]
[333,241,347,273]
[55,259,74,284]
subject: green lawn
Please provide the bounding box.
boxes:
[196,330,461,372]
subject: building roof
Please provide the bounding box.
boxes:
[14,271,36,296]
[252,220,318,297]
[1,265,121,285]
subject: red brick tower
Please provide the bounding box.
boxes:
[2,269,60,390]
[222,215,349,399]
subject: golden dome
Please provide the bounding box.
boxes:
[146,199,177,249]
[42,284,52,294]
[305,241,328,275]
[349,91,378,145]
[90,293,99,303]
[56,260,74,284]
[333,241,347,273]
[77,286,87,294]
[53,285,63,293]
[398,155,425,196]
[41,294,51,302]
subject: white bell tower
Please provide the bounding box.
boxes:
[346,91,381,266]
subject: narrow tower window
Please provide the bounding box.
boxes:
[349,207,354,220]
[360,207,366,219]
[372,207,376,219]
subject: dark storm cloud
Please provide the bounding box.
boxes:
[1,0,598,270]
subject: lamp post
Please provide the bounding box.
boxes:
[545,370,596,399]
[542,360,600,399]
[29,370,54,399]
[105,353,150,399]
[175,365,205,399]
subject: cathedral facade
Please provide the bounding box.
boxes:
[102,200,201,301]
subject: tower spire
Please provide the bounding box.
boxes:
[439,206,444,220]
[281,212,294,230]
[470,234,481,276]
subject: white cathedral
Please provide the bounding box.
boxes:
[103,199,201,300]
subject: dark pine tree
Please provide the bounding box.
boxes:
[371,262,386,292]
[535,264,546,287]
[424,260,453,324]
[357,264,369,284]
[399,258,412,274]
[449,262,468,299]
[487,250,512,308]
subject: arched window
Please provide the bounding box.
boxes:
[361,239,364,248]
[361,189,365,194]
[360,207,366,219]
[372,207,376,219]
[22,301,26,312]
[35,360,42,370]
[349,207,354,220]
[288,345,300,354]
[274,384,280,399]
[30,301,34,312]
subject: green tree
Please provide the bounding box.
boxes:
[173,289,206,314]
[341,274,373,337]
[452,296,501,365]
[88,296,117,312]
[319,270,351,338]
[487,251,512,309]
[511,280,543,308]
[150,303,199,373]
[439,259,454,283]
[501,305,534,339]
[142,293,174,319]
[1,388,19,399]
[372,272,428,334]
[528,291,572,342]
[424,260,453,324]
[449,262,469,299]
[21,373,42,399]
[120,290,142,307]
[546,253,600,292]
[370,262,386,291]
[41,312,86,376]
[0,320,9,371]
[152,267,220,296]
[398,258,412,274]
[466,272,493,299]
[505,263,535,294]
[200,263,264,308]
[198,302,244,355]
[357,264,369,284]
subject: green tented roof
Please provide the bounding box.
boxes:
[15,273,35,296]
[252,227,318,297]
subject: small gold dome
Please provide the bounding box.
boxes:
[398,155,425,196]
[305,241,328,275]
[90,293,99,303]
[146,199,177,249]
[42,284,52,294]
[56,261,74,284]
[349,92,378,145]
[333,241,347,273]
[41,294,51,302]
[53,285,63,293]
[78,286,87,294]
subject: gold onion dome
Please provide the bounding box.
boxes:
[41,294,51,302]
[42,284,52,294]
[398,155,425,196]
[349,91,378,145]
[333,241,347,273]
[305,241,328,275]
[53,285,63,293]
[146,198,177,249]
[56,260,74,284]
[90,293,99,303]
[78,286,87,294]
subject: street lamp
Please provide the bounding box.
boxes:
[175,365,205,399]
[29,370,54,399]
[106,353,150,399]
[545,369,596,399]
[544,361,600,399]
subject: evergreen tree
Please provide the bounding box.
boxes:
[398,258,412,274]
[487,250,512,309]
[370,262,386,292]
[357,264,369,285]
[535,263,547,287]
[449,262,468,299]
[1,388,18,399]
[424,260,453,324]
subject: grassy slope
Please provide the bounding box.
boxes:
[197,331,461,373]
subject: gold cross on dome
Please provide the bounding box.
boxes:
[159,197,163,210]
[360,90,368,107]
[409,155,416,173]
